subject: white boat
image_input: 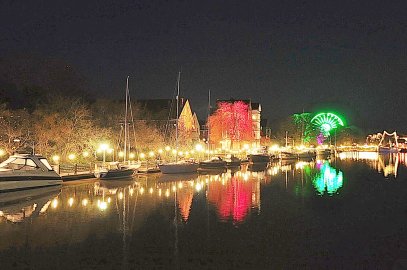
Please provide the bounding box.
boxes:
[159,72,198,174]
[0,154,62,193]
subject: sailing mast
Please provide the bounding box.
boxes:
[175,72,181,163]
[207,90,211,159]
[124,76,129,163]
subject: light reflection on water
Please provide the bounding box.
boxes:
[1,155,407,268]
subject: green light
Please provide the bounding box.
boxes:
[311,112,345,136]
[321,123,331,132]
[312,161,344,196]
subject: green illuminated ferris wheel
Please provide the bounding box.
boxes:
[310,112,344,136]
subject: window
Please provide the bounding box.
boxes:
[39,158,53,170]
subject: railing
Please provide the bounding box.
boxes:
[53,163,94,175]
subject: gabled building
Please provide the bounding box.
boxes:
[136,98,200,146]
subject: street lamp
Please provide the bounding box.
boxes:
[99,143,109,165]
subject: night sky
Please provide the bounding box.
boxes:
[1,0,407,132]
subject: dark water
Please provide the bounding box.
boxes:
[1,153,407,269]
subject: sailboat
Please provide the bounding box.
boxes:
[95,77,140,179]
[198,90,227,171]
[158,72,199,174]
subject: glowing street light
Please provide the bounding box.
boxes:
[68,154,76,161]
[99,143,109,164]
[195,143,203,152]
[52,155,60,163]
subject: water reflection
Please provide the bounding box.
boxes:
[338,151,401,177]
[313,161,344,196]
[0,186,60,223]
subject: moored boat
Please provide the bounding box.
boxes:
[158,161,199,174]
[0,154,62,193]
[199,157,227,169]
[225,156,242,168]
[94,162,135,179]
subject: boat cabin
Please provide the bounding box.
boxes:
[0,154,55,172]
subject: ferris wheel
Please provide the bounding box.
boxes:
[311,112,344,136]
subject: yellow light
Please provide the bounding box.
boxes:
[118,151,124,157]
[270,144,279,151]
[172,185,176,192]
[195,183,202,192]
[195,144,203,152]
[0,149,5,156]
[118,192,123,200]
[140,187,145,195]
[68,154,76,160]
[98,201,107,211]
[99,143,109,151]
[243,144,250,150]
[82,199,88,206]
[0,211,3,217]
[140,153,146,159]
[52,198,58,209]
[129,188,134,195]
[149,187,154,194]
[177,182,183,189]
[172,149,177,155]
[165,146,171,151]
[107,148,113,154]
[68,197,74,207]
[129,153,135,159]
[149,151,155,157]
[165,189,170,197]
[190,150,195,154]
[52,155,60,163]
[107,197,111,203]
[185,151,189,156]
[178,151,183,156]
[82,151,89,157]
[158,189,162,197]
[158,149,163,154]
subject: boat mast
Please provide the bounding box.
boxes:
[124,76,129,163]
[207,89,211,159]
[175,72,180,163]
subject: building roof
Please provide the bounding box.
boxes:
[136,98,186,120]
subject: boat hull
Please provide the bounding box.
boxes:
[158,163,198,174]
[0,178,62,193]
[198,160,227,169]
[95,168,135,179]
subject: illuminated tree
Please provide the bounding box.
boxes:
[292,112,314,144]
[208,101,253,148]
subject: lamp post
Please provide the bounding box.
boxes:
[99,143,109,165]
